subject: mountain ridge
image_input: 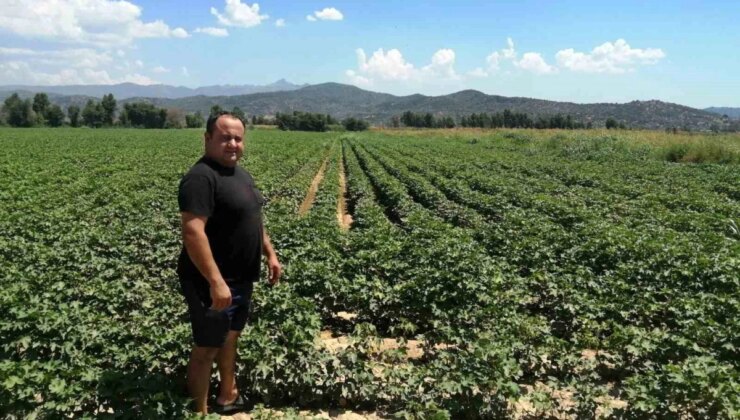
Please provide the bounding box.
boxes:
[0,79,307,99]
[705,107,740,119]
[0,82,728,130]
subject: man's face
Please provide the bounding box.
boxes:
[204,116,245,167]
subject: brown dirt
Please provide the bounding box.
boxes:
[220,343,624,419]
[336,154,353,230]
[221,408,384,419]
[318,331,450,360]
[335,311,358,321]
[298,158,328,216]
[581,349,598,360]
[512,381,626,419]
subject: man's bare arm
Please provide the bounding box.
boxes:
[181,212,232,310]
[262,226,281,284]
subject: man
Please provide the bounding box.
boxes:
[177,111,281,415]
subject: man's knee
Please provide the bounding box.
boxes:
[190,346,219,364]
[225,330,241,343]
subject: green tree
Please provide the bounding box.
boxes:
[165,108,185,128]
[185,111,205,128]
[423,113,434,128]
[605,118,618,129]
[32,93,50,124]
[210,105,223,117]
[46,104,65,127]
[82,99,105,127]
[231,106,245,123]
[119,102,167,128]
[2,93,36,127]
[67,105,81,127]
[101,93,116,125]
[342,117,369,131]
[275,111,331,131]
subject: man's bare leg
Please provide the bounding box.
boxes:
[187,346,219,414]
[216,330,241,405]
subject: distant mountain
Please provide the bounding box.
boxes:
[143,83,724,130]
[0,82,728,130]
[705,107,740,119]
[0,79,306,99]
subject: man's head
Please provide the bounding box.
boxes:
[204,111,246,167]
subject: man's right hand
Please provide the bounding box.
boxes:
[210,279,232,310]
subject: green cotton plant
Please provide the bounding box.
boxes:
[618,356,740,418]
[1,127,738,417]
[238,283,328,406]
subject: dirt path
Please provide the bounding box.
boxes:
[298,158,329,216]
[337,153,353,230]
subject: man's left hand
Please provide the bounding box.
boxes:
[267,256,282,285]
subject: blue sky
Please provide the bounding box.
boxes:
[1,0,738,108]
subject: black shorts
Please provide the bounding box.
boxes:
[179,277,254,348]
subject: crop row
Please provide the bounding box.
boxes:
[344,132,739,417]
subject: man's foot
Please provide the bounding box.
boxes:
[213,393,251,415]
[216,388,239,406]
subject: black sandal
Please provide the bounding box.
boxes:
[213,393,250,415]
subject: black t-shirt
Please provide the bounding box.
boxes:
[177,156,265,284]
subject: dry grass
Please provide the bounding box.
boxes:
[370,127,740,163]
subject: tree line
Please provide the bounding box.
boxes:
[0,92,208,129]
[6,91,726,132]
[394,110,601,129]
[275,111,369,132]
[0,94,621,131]
[0,93,373,132]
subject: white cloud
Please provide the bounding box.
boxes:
[347,47,462,93]
[195,27,229,37]
[311,7,344,21]
[306,15,317,22]
[152,66,170,73]
[485,37,517,71]
[356,48,416,81]
[171,28,189,38]
[345,69,371,86]
[467,67,488,78]
[422,49,460,80]
[135,60,144,68]
[516,52,557,74]
[555,39,665,74]
[0,47,113,68]
[211,0,268,28]
[502,37,516,59]
[181,66,189,77]
[478,37,557,76]
[0,60,157,85]
[129,19,188,39]
[0,0,188,46]
[275,18,285,27]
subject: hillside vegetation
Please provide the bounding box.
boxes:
[1,83,730,131]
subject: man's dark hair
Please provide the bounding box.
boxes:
[206,111,245,135]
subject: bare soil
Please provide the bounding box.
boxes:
[336,154,353,230]
[221,409,383,419]
[298,158,329,216]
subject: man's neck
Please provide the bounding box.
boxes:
[202,155,237,173]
